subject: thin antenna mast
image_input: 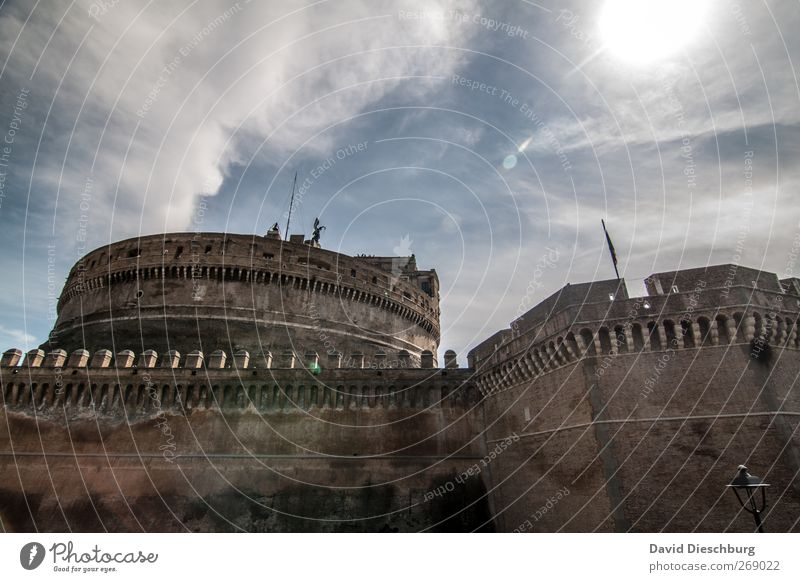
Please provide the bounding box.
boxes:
[285,171,298,237]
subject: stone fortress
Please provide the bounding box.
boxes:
[1,228,799,532]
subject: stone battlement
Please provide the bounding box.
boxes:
[0,348,475,418]
[2,346,461,371]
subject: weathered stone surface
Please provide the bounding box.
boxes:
[2,243,799,533]
[43,233,440,367]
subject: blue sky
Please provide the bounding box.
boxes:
[0,0,799,359]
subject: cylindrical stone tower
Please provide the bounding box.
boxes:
[45,232,440,367]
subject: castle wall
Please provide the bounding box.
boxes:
[0,365,490,532]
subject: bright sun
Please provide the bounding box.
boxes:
[599,0,707,64]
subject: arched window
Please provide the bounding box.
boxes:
[566,331,580,358]
[714,315,729,345]
[598,327,613,354]
[753,312,765,341]
[580,329,596,355]
[785,317,795,346]
[664,320,678,348]
[556,337,570,362]
[681,319,695,348]
[614,325,628,353]
[631,323,645,351]
[648,322,662,350]
[732,312,745,342]
[695,317,711,346]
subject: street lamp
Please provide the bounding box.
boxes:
[726,465,770,533]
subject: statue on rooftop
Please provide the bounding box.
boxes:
[311,217,326,245]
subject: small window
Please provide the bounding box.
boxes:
[643,301,651,309]
[127,248,140,258]
[350,269,356,278]
[205,245,212,254]
[671,285,679,293]
[136,289,144,298]
[174,246,184,260]
[608,293,615,301]
[372,276,378,284]
[263,252,273,260]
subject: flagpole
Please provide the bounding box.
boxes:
[285,171,297,237]
[601,219,620,280]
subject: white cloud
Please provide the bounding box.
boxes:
[0,325,37,349]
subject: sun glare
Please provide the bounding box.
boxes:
[599,0,707,64]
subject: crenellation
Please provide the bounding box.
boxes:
[208,349,227,369]
[1,348,22,367]
[116,349,135,368]
[90,349,113,368]
[67,349,90,367]
[44,349,67,368]
[185,350,204,369]
[160,350,181,368]
[233,349,250,369]
[138,349,158,368]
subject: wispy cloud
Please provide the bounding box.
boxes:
[0,324,36,348]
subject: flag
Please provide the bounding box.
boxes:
[602,219,620,279]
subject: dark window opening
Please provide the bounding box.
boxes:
[174,246,184,260]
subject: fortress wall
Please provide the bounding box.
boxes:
[0,367,490,532]
[478,346,800,532]
[480,360,617,533]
